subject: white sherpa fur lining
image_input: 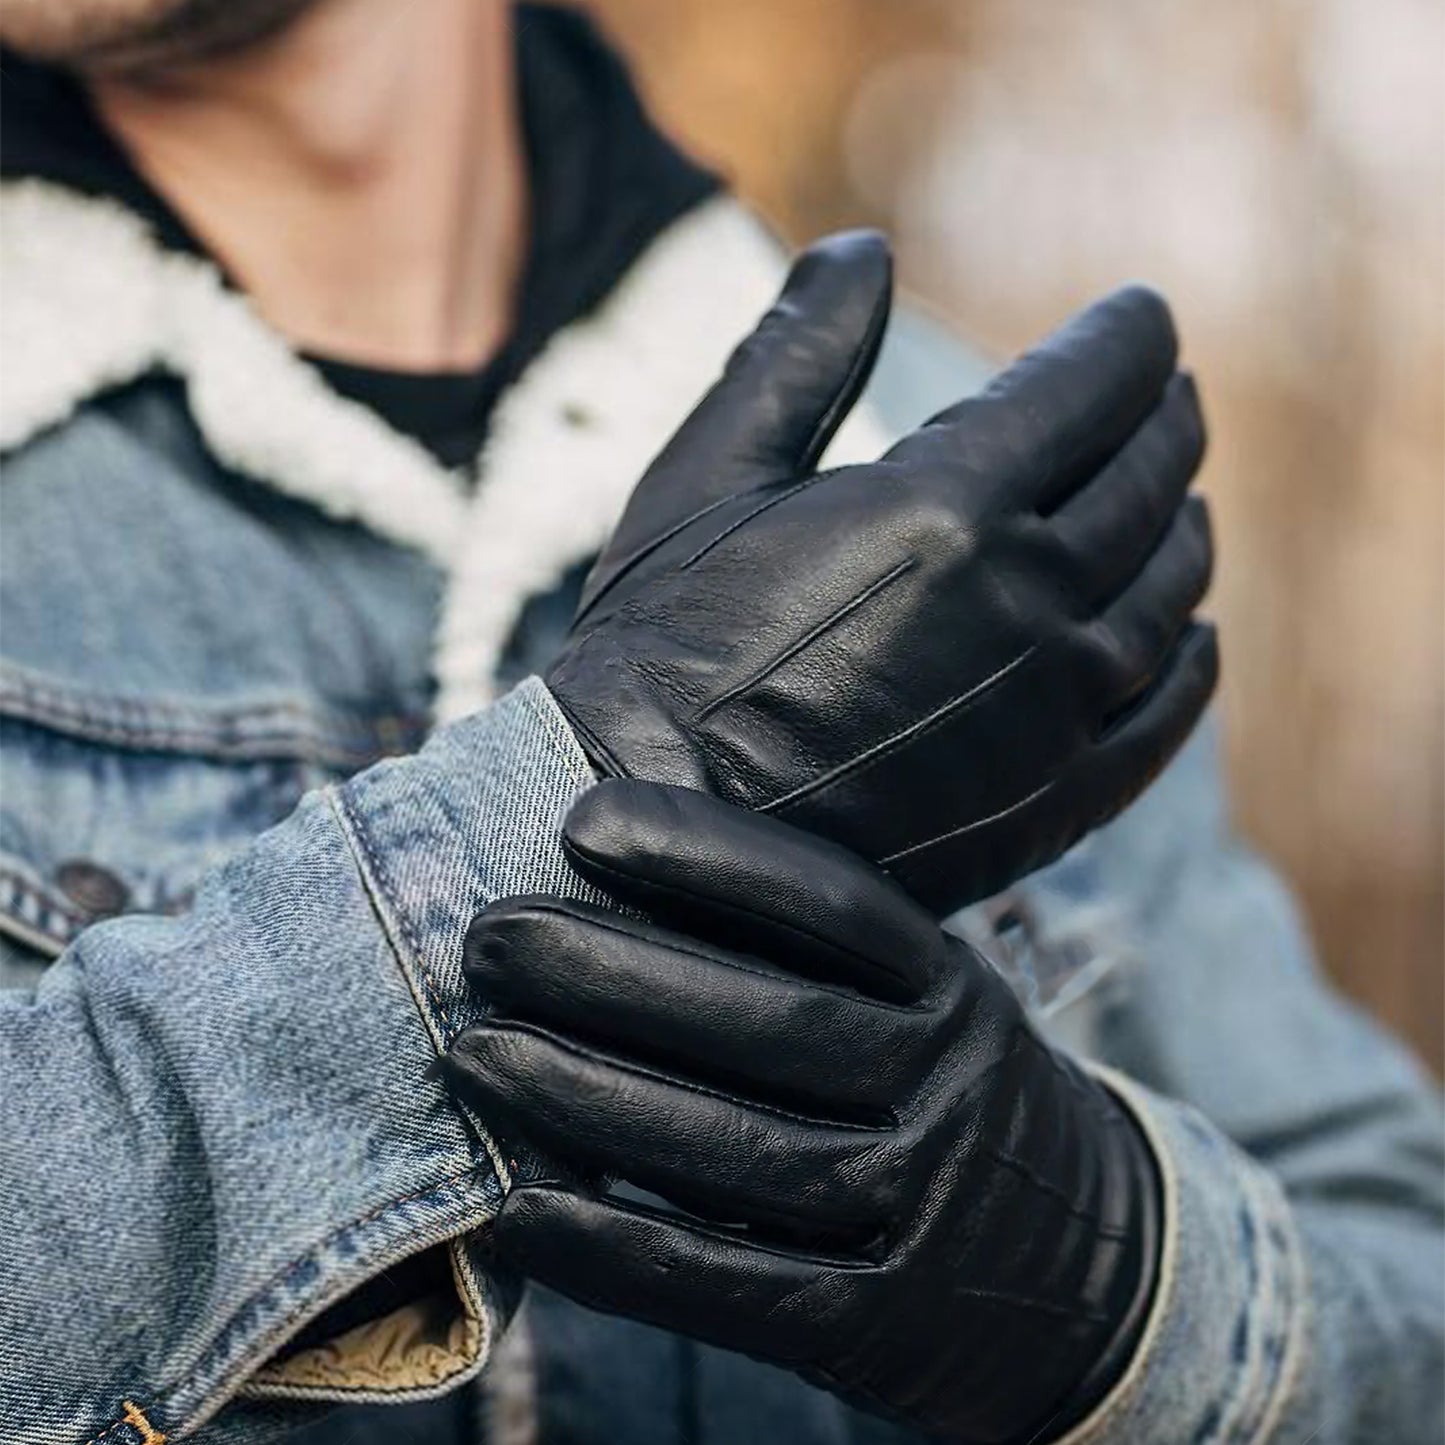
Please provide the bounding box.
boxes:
[0,180,888,720]
[0,179,471,560]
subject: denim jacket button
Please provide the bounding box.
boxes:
[56,860,131,919]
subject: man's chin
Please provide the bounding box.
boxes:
[0,0,318,74]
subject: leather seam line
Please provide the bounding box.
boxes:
[573,485,776,626]
[568,256,891,630]
[521,1178,885,1271]
[880,779,1058,866]
[694,558,917,723]
[677,474,820,572]
[945,1284,1111,1325]
[762,644,1040,815]
[983,1145,1131,1239]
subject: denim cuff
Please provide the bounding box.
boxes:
[0,679,609,1445]
[1057,1067,1308,1445]
[331,676,603,1061]
[239,679,604,1413]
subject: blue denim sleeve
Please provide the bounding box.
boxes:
[0,677,603,1445]
[1051,717,1444,1444]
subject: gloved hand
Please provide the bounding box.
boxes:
[547,231,1216,914]
[447,780,1162,1444]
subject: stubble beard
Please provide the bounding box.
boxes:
[0,0,322,75]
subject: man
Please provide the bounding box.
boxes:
[0,3,1439,1445]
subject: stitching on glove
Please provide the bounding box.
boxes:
[695,558,916,722]
[576,485,772,625]
[983,1146,1130,1240]
[678,474,820,572]
[880,778,1056,866]
[763,644,1040,814]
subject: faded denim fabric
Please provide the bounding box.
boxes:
[0,316,1440,1445]
[0,676,604,1443]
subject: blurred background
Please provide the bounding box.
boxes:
[588,0,1444,1069]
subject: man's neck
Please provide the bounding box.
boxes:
[90,0,525,371]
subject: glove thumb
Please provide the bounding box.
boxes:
[577,229,893,620]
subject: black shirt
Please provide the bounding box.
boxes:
[1,4,721,469]
[307,353,516,472]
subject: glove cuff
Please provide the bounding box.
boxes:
[1031,1081,1163,1442]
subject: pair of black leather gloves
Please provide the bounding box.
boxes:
[445,233,1215,1443]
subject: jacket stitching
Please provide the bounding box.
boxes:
[1247,1202,1310,1443]
[0,866,90,925]
[177,1167,493,1430]
[519,683,604,782]
[0,670,414,731]
[0,677,422,766]
[330,788,459,1044]
[81,1400,166,1445]
[1231,1164,1305,1443]
[324,785,517,1200]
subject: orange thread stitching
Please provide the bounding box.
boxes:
[122,1402,166,1445]
[79,1401,166,1445]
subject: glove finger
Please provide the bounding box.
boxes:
[1086,495,1213,711]
[577,230,893,622]
[495,1184,843,1362]
[446,1020,896,1235]
[884,285,1177,514]
[464,897,922,1116]
[877,623,1216,899]
[1049,373,1206,607]
[1078,621,1219,826]
[564,780,939,1003]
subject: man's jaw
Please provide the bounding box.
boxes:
[0,0,322,76]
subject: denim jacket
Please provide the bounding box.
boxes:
[0,182,1440,1445]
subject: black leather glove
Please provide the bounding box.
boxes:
[547,231,1216,914]
[447,781,1162,1444]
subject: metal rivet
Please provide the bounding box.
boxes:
[56,860,130,918]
